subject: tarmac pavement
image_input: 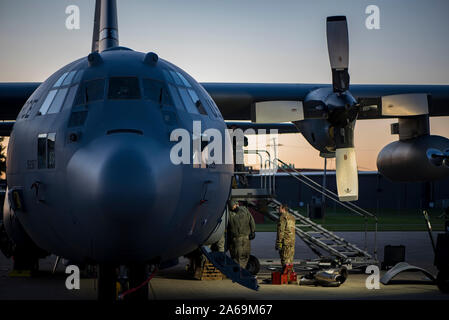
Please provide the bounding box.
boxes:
[0,232,447,300]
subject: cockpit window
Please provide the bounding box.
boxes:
[187,89,207,114]
[38,89,58,115]
[62,70,77,86]
[72,70,84,84]
[197,84,222,119]
[35,69,84,117]
[178,88,199,114]
[142,78,173,106]
[62,84,79,111]
[85,79,105,102]
[176,72,192,87]
[53,72,69,88]
[74,78,105,105]
[167,84,185,112]
[208,97,220,118]
[169,71,184,86]
[108,77,141,100]
[162,68,209,116]
[47,87,68,114]
[53,69,83,89]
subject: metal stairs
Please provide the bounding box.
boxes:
[231,150,378,269]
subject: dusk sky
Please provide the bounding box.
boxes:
[0,0,448,170]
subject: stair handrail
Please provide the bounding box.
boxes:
[270,158,378,260]
[272,158,376,219]
[242,149,276,195]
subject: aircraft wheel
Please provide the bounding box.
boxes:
[436,270,449,294]
[246,255,260,275]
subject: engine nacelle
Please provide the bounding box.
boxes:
[377,135,449,182]
[294,119,336,156]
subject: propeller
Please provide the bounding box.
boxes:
[325,16,359,201]
[301,16,433,201]
[301,16,359,201]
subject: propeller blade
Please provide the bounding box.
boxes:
[335,147,358,201]
[326,16,350,92]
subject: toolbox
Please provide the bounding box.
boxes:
[272,264,297,284]
[271,271,289,285]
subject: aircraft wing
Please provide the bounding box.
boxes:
[0,81,448,129]
[201,83,449,120]
[225,121,298,134]
[0,82,40,120]
[0,122,15,136]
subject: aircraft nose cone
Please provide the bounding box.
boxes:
[66,134,182,262]
[97,139,156,216]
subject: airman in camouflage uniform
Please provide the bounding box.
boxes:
[276,204,296,268]
[227,200,256,268]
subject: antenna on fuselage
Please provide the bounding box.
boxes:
[91,0,119,53]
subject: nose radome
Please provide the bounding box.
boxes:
[97,141,155,220]
[66,134,183,261]
[67,135,161,219]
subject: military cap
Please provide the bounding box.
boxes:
[228,200,238,208]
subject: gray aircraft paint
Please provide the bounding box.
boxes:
[5,47,233,264]
[1,0,449,266]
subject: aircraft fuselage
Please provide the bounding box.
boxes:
[4,47,233,264]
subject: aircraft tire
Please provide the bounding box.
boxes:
[246,255,260,275]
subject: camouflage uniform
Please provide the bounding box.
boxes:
[228,204,256,268]
[276,210,296,267]
[211,233,225,253]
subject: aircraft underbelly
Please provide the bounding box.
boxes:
[5,162,232,263]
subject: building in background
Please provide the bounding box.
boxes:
[247,171,449,219]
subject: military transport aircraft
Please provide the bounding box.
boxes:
[0,0,448,299]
